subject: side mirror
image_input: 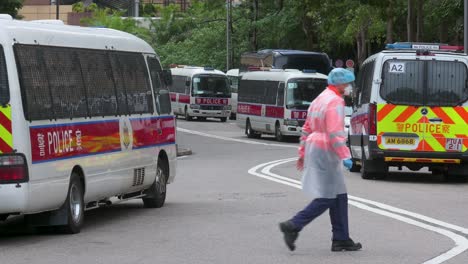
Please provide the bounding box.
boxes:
[162,70,173,86]
[185,80,191,87]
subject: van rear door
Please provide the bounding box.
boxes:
[423,61,468,153]
[377,59,424,152]
[378,58,468,153]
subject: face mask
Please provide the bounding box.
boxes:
[344,84,353,96]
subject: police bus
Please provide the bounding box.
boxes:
[240,49,333,75]
[0,16,176,233]
[237,69,328,141]
[170,66,232,122]
[349,42,468,181]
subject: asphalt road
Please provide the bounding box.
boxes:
[1,117,467,264]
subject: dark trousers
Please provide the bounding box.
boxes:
[290,193,349,241]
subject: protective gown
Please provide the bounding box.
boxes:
[298,85,351,199]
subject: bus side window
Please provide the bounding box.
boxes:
[360,60,375,105]
[0,45,9,106]
[185,77,191,95]
[147,57,171,115]
[277,82,285,106]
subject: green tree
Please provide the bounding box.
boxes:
[0,0,23,18]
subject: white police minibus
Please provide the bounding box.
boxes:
[237,69,328,141]
[170,66,232,122]
[0,16,177,233]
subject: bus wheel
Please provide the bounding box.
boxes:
[143,158,167,208]
[275,123,284,142]
[58,173,84,234]
[246,120,259,138]
[360,149,373,180]
[220,117,227,122]
[185,109,192,121]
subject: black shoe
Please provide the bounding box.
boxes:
[331,239,362,252]
[279,221,299,251]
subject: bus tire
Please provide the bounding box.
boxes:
[143,157,168,208]
[246,120,259,138]
[220,117,227,122]
[360,148,373,180]
[57,173,85,234]
[275,122,284,142]
[185,108,192,121]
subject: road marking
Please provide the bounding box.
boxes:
[251,158,468,264]
[177,128,297,149]
[177,126,468,263]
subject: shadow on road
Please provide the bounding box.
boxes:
[0,202,167,240]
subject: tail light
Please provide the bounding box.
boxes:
[0,154,28,183]
[368,103,377,135]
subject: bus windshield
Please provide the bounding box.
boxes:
[286,78,327,109]
[192,74,230,97]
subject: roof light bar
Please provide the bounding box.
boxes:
[302,69,317,73]
[385,42,463,52]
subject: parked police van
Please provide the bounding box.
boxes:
[170,66,232,122]
[0,16,176,233]
[237,69,328,141]
[349,42,468,181]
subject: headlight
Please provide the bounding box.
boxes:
[284,119,299,126]
[190,104,200,109]
[223,105,232,110]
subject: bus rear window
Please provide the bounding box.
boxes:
[0,45,9,105]
[426,61,468,106]
[381,60,468,106]
[381,60,424,105]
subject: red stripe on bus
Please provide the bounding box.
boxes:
[431,107,455,124]
[131,117,176,149]
[178,95,190,104]
[0,110,11,133]
[237,103,262,116]
[29,117,176,163]
[0,137,13,153]
[170,93,177,102]
[431,133,446,149]
[454,107,468,122]
[265,106,284,118]
[377,104,396,122]
[455,134,468,148]
[393,106,418,123]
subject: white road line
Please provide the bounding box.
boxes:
[254,158,468,264]
[177,128,297,148]
[177,126,468,263]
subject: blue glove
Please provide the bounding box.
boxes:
[343,159,353,170]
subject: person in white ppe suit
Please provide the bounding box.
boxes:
[279,68,362,252]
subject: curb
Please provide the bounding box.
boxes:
[176,146,193,157]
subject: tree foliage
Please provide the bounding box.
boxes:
[0,0,23,18]
[83,0,466,70]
